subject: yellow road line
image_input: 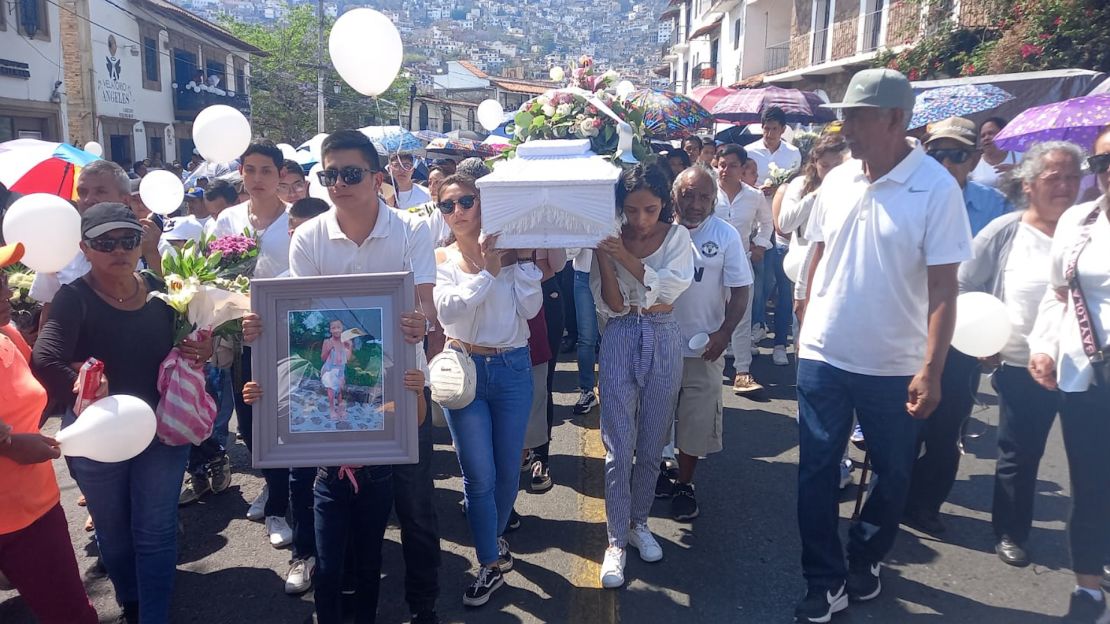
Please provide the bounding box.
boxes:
[568,407,618,623]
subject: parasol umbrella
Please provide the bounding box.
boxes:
[414,130,447,143]
[0,139,102,200]
[711,86,835,124]
[358,125,424,154]
[624,88,712,139]
[424,137,503,159]
[691,85,737,112]
[992,93,1110,152]
[910,84,1014,130]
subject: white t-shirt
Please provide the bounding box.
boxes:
[673,216,753,357]
[1000,223,1053,367]
[211,200,291,279]
[716,184,773,251]
[573,249,593,273]
[426,208,452,249]
[393,184,431,211]
[968,151,1020,188]
[747,139,802,183]
[799,143,974,376]
[29,253,91,303]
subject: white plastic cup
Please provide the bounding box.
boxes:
[688,333,710,351]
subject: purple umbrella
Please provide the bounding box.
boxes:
[711,86,836,124]
[992,93,1110,152]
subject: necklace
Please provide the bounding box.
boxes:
[458,249,485,272]
[90,274,140,304]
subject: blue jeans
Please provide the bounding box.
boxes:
[768,245,793,346]
[313,465,394,624]
[573,271,599,392]
[444,346,533,565]
[796,359,920,588]
[65,416,189,624]
[204,364,235,449]
[751,252,768,329]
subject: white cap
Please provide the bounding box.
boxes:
[161,215,205,242]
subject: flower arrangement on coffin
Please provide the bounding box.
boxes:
[505,88,652,163]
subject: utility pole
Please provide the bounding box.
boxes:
[316,0,325,133]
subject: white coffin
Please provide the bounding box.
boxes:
[476,139,621,249]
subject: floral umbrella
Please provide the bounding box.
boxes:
[992,93,1110,152]
[624,88,712,139]
[424,137,504,159]
[0,139,102,200]
[358,126,425,155]
[910,84,1014,130]
[711,86,836,124]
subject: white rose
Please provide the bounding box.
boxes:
[556,103,573,117]
[602,70,619,82]
[578,118,599,137]
[542,104,556,117]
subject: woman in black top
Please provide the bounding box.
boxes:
[32,202,211,624]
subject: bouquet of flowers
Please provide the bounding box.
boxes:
[206,232,260,279]
[764,163,797,189]
[506,88,651,162]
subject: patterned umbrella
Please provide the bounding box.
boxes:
[414,130,447,143]
[358,126,425,154]
[910,84,1014,130]
[625,88,712,139]
[992,93,1110,152]
[424,137,503,158]
[0,139,101,200]
[711,86,835,124]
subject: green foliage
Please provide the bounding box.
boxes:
[220,5,412,144]
[288,322,383,388]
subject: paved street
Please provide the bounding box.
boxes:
[1,348,1076,624]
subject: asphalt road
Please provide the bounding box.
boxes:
[1,345,1076,624]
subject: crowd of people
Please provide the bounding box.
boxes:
[1,66,1109,624]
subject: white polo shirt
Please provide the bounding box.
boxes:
[289,200,436,285]
[715,183,773,251]
[393,184,432,211]
[798,142,973,376]
[747,139,802,183]
[212,200,291,279]
[673,216,753,358]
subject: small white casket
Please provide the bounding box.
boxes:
[476,139,621,248]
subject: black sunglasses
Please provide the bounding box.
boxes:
[437,195,477,215]
[316,166,377,187]
[927,148,974,165]
[86,234,142,253]
[1089,153,1110,175]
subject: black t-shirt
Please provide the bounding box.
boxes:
[32,275,175,410]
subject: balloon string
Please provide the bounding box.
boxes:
[375,97,400,193]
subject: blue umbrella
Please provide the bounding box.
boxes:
[373,130,423,154]
[910,84,1014,130]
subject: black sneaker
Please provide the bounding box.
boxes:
[846,560,881,602]
[572,390,599,415]
[206,454,232,493]
[462,566,504,607]
[560,336,576,354]
[671,482,699,521]
[497,537,514,572]
[410,610,440,624]
[654,469,674,498]
[504,509,521,533]
[520,450,535,473]
[1062,590,1109,623]
[116,601,140,624]
[794,583,848,623]
[530,460,553,492]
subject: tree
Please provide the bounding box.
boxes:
[220,6,412,145]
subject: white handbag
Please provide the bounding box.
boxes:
[428,339,477,410]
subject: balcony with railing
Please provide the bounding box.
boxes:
[764,41,791,73]
[692,62,718,87]
[860,9,885,52]
[174,86,251,122]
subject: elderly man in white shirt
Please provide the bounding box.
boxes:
[715,143,772,394]
[792,69,972,624]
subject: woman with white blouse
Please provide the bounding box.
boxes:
[1027,128,1110,624]
[969,117,1021,189]
[432,174,543,608]
[592,164,694,589]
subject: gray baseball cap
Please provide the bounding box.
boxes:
[822,68,915,113]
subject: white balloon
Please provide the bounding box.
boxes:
[277,143,298,161]
[139,170,185,216]
[549,67,565,82]
[1,193,80,273]
[616,80,636,98]
[329,9,403,97]
[83,141,103,157]
[782,244,806,283]
[951,292,1013,358]
[477,99,504,132]
[193,105,252,163]
[56,395,156,463]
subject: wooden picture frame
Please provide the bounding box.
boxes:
[249,272,418,468]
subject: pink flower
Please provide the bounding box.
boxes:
[1020,43,1043,58]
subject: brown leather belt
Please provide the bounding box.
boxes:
[455,340,514,356]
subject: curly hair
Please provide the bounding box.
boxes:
[616,163,674,223]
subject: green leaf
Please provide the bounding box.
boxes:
[514,112,534,129]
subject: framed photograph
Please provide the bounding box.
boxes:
[250,273,419,468]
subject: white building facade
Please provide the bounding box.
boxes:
[0,0,66,141]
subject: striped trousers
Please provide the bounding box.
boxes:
[598,311,683,548]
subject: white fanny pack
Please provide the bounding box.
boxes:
[428,339,477,410]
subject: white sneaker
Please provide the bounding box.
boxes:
[752,324,767,344]
[600,546,626,588]
[246,484,269,522]
[285,556,315,594]
[839,458,853,489]
[628,524,663,562]
[773,345,789,366]
[266,515,293,548]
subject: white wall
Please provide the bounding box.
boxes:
[87,2,174,125]
[0,2,65,105]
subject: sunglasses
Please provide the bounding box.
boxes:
[86,234,142,253]
[316,166,377,187]
[1089,153,1110,175]
[927,148,974,165]
[436,195,477,214]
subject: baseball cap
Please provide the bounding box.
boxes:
[0,242,25,268]
[129,178,142,195]
[81,202,143,239]
[925,117,978,147]
[185,187,203,199]
[822,68,915,113]
[162,215,205,242]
